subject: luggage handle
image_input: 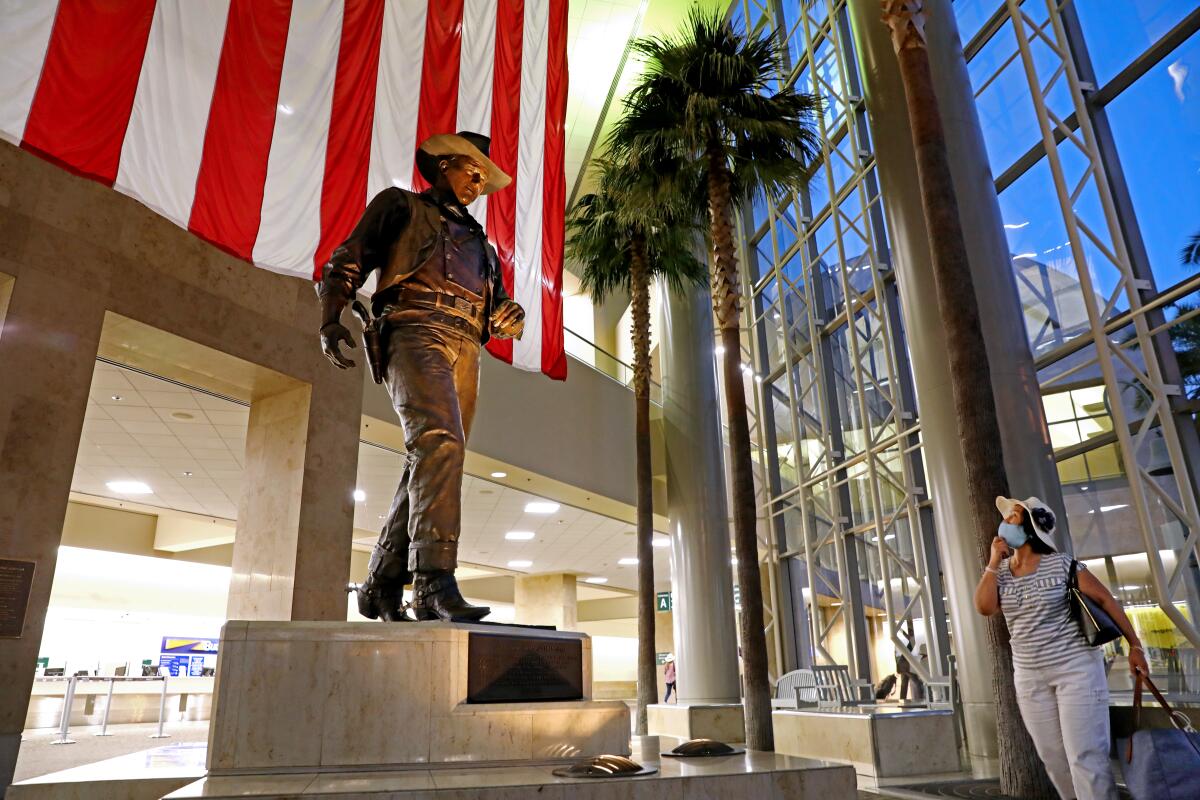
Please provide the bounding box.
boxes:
[1127,668,1199,763]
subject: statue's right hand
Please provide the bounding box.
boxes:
[320,322,357,370]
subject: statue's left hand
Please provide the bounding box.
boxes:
[490,299,525,340]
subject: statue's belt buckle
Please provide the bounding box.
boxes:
[452,296,474,316]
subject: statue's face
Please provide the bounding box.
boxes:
[439,155,488,206]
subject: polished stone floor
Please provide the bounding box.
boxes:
[165,738,855,798]
[14,722,209,783]
[10,731,858,799]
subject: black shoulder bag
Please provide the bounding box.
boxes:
[1067,559,1122,647]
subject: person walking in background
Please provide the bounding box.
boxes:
[974,496,1148,800]
[663,656,677,703]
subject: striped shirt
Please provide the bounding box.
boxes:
[997,552,1093,671]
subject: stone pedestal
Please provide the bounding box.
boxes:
[206,621,629,774]
[773,707,961,780]
[646,702,745,742]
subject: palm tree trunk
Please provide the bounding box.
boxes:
[881,3,1054,796]
[629,235,658,736]
[707,139,774,751]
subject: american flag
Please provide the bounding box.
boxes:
[0,0,568,379]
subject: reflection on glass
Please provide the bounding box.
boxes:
[1001,159,1111,354]
[952,0,1002,45]
[1106,31,1200,293]
[1075,0,1197,84]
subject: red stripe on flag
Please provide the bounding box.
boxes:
[410,0,464,192]
[188,0,292,261]
[540,0,568,381]
[21,0,157,186]
[313,0,386,281]
[484,0,523,365]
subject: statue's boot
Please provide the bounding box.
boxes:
[353,544,413,622]
[351,579,413,622]
[411,571,490,622]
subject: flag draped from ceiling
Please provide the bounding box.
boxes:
[0,0,568,379]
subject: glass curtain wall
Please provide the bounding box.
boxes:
[956,0,1200,692]
[727,0,951,696]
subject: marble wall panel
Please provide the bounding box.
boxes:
[872,713,960,777]
[231,638,330,770]
[320,639,434,766]
[529,706,631,759]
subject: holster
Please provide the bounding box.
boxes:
[352,300,386,385]
[362,320,386,385]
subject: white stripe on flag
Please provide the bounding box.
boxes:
[457,0,497,227]
[114,0,229,227]
[367,0,427,201]
[0,0,60,145]
[252,1,342,276]
[512,0,549,371]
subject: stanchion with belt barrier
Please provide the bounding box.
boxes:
[150,675,170,739]
[96,676,117,736]
[49,676,77,745]
[40,674,172,742]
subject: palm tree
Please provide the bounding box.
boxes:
[1181,231,1200,267]
[880,2,1054,796]
[566,157,706,736]
[609,8,821,751]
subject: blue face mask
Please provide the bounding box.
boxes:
[998,521,1027,549]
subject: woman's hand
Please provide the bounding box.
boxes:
[1129,647,1150,678]
[988,536,1009,567]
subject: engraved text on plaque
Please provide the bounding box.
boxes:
[467,632,583,703]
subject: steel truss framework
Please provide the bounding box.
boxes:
[965,0,1200,647]
[724,0,952,691]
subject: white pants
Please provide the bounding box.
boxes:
[1014,651,1117,800]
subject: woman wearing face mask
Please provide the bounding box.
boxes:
[974,496,1148,800]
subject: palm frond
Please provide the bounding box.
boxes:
[1182,232,1200,265]
[609,5,822,215]
[566,156,708,305]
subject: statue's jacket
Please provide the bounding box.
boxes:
[321,187,511,345]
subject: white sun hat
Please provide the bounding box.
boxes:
[995,495,1058,550]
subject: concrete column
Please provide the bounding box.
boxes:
[847,0,1067,760]
[0,272,105,792]
[513,573,577,630]
[660,281,741,705]
[227,373,360,621]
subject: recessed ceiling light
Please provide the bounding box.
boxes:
[505,531,535,541]
[353,489,366,502]
[584,576,609,584]
[508,559,533,569]
[107,480,152,495]
[618,557,638,566]
[111,395,122,401]
[182,472,193,477]
[490,471,507,478]
[652,536,669,548]
[525,501,559,514]
[170,411,195,421]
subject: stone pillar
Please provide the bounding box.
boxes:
[513,573,577,630]
[227,373,361,621]
[847,0,1068,761]
[0,273,105,792]
[660,281,741,705]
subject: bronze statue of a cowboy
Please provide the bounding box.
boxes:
[316,131,524,623]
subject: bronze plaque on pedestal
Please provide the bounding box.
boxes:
[467,632,583,703]
[0,559,35,638]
